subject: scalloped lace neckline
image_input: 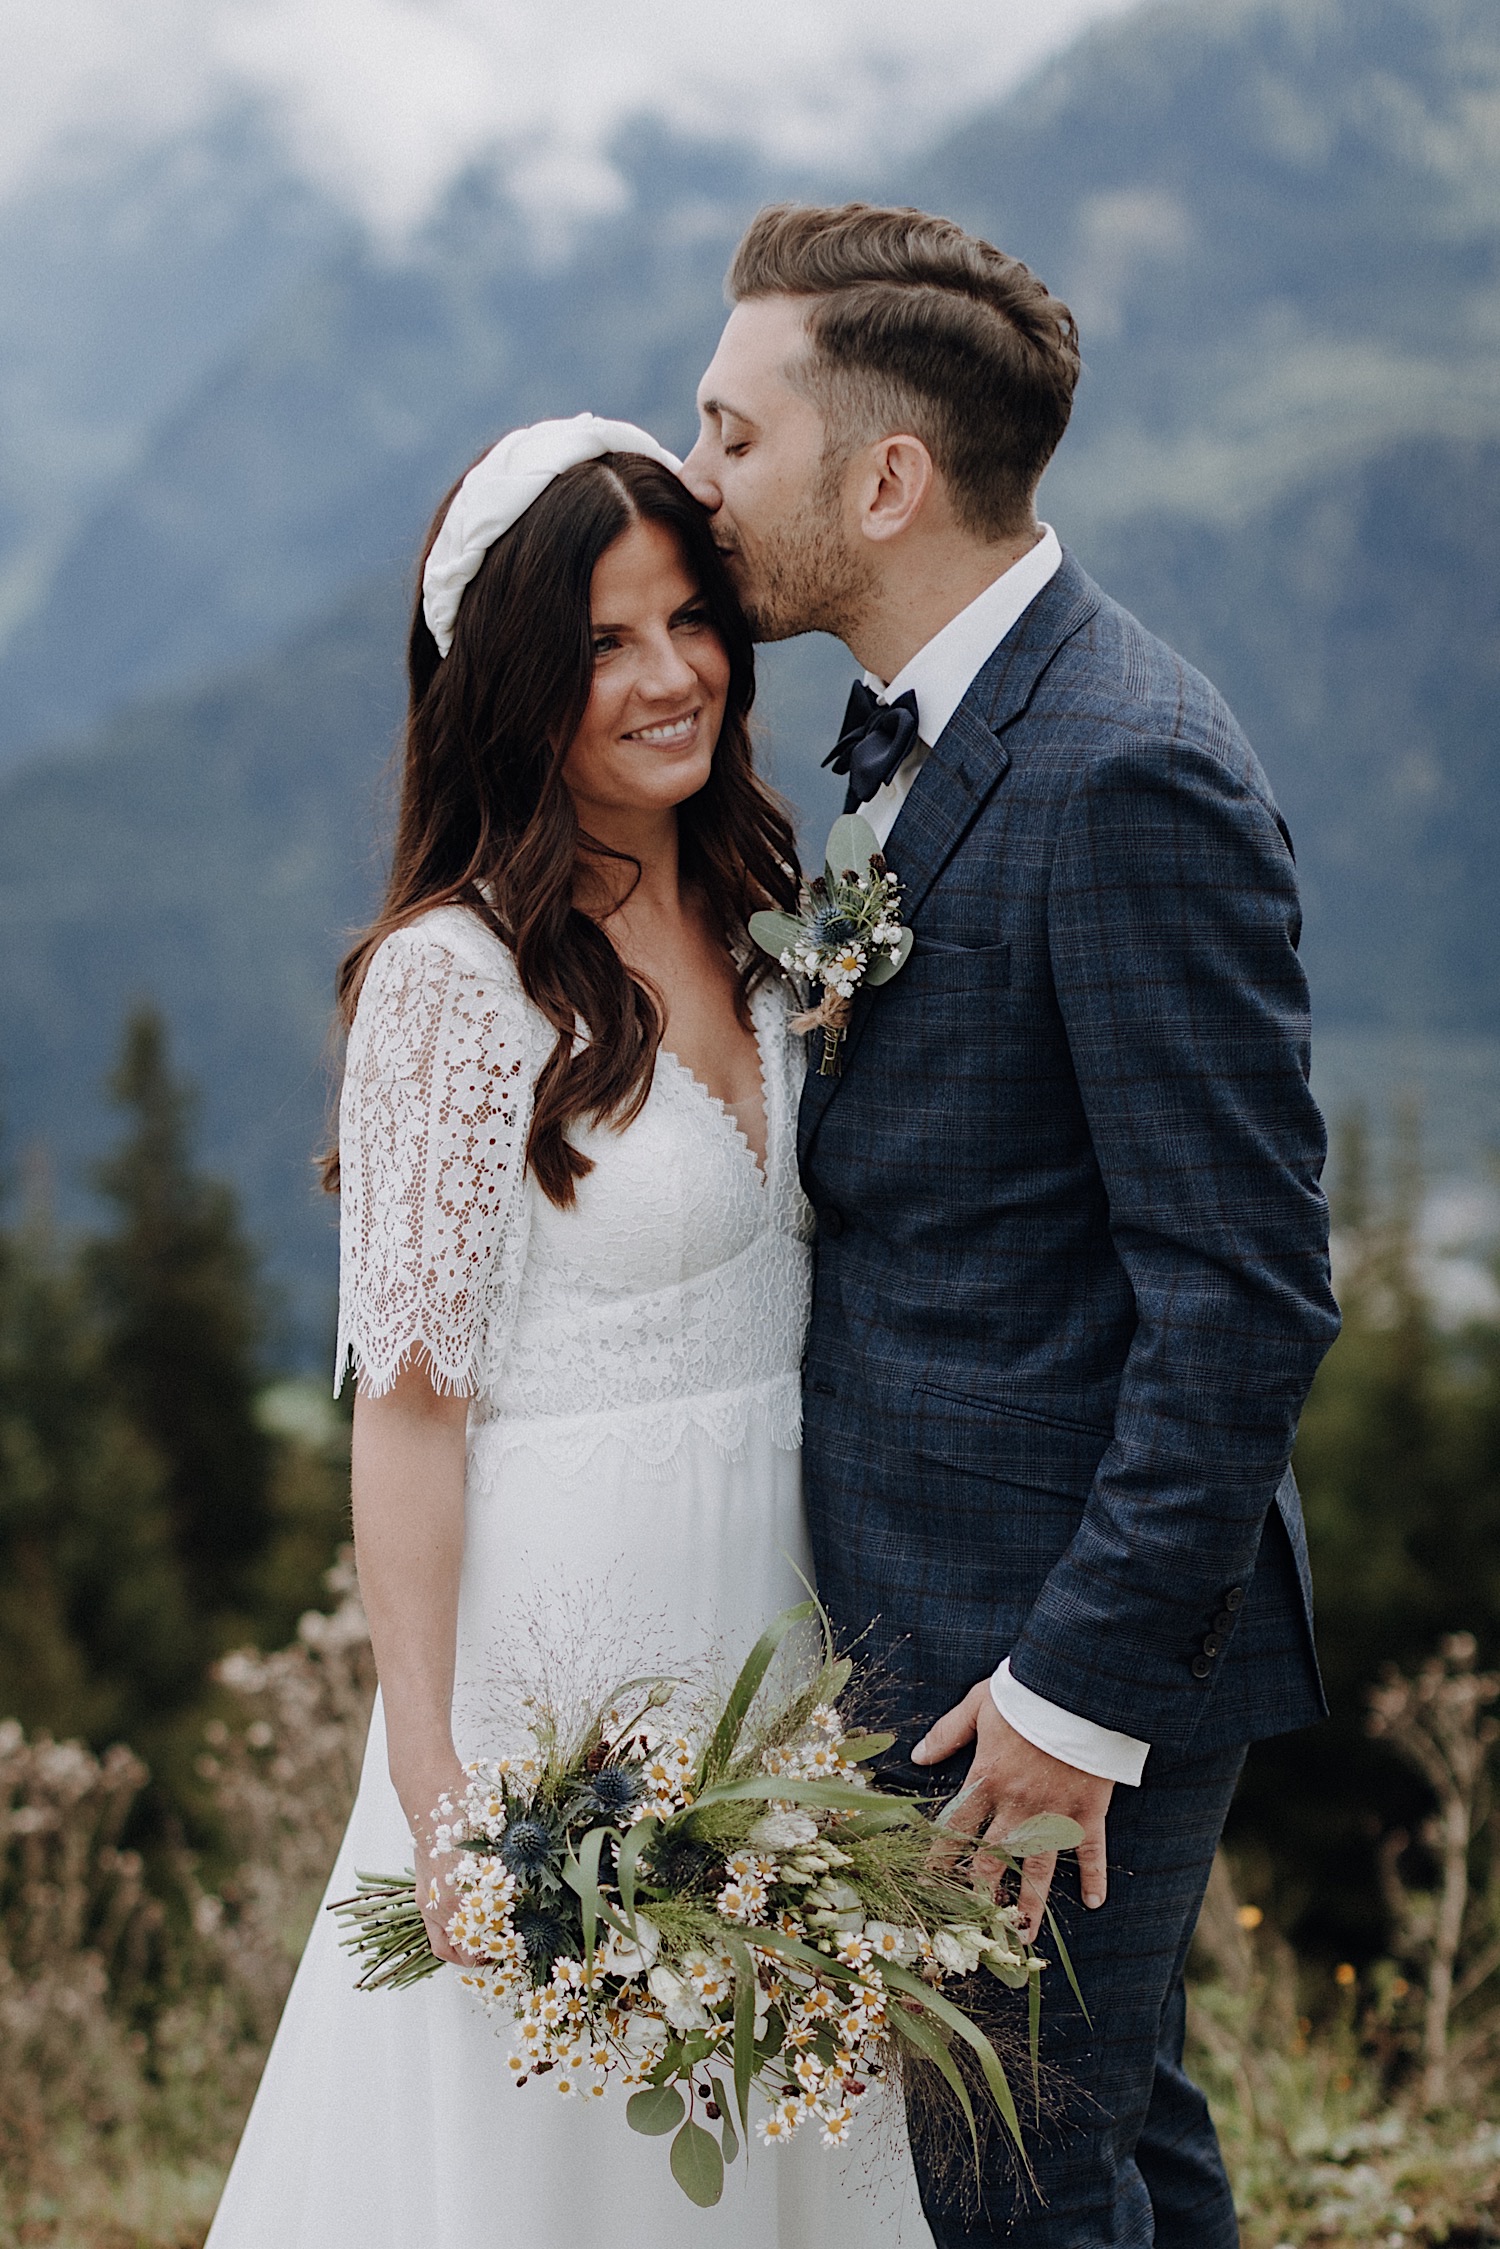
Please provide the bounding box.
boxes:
[656,991,771,1187]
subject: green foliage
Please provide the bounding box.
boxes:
[0,1009,351,1851]
[87,1008,276,1624]
[1231,1107,1500,1958]
[0,1203,198,1768]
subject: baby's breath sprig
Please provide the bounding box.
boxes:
[749,813,912,1077]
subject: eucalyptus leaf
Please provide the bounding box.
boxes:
[1001,1813,1085,1855]
[670,2118,725,2206]
[863,927,913,986]
[833,1730,896,1762]
[817,1655,854,1703]
[748,909,805,961]
[823,812,879,880]
[627,2084,685,2136]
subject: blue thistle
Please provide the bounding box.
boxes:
[579,1766,643,1820]
[807,904,859,950]
[514,1908,573,1975]
[500,1816,556,1880]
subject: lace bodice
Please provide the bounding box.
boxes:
[335,906,813,1476]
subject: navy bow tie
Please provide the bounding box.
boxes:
[823,682,920,808]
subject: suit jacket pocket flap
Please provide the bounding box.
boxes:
[911,1382,1110,1499]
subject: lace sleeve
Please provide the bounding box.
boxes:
[334,924,532,1398]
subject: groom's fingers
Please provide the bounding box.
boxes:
[1075,1807,1110,1913]
[911,1683,986,1768]
[1015,1848,1058,1940]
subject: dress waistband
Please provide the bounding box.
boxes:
[466,1375,802,1487]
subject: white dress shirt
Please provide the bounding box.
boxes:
[854,524,1149,1789]
[860,523,1062,851]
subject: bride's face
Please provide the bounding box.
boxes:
[561,516,731,824]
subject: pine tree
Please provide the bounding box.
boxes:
[87,1009,275,1627]
[0,1186,200,1755]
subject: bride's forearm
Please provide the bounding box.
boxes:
[351,1365,471,1832]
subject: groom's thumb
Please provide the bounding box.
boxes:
[911,1686,982,1767]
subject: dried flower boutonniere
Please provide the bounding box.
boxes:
[750,814,913,1077]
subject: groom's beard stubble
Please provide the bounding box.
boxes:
[728,456,877,648]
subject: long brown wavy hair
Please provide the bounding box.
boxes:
[325,450,799,1207]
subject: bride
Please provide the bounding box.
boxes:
[205,416,934,2246]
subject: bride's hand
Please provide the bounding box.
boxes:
[402,1762,482,1968]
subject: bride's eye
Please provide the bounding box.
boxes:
[591,631,620,657]
[674,607,714,634]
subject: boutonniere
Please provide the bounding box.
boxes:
[749,814,913,1077]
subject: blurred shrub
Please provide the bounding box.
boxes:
[1230,1108,1500,1960]
[0,1552,373,2247]
[189,1550,375,2043]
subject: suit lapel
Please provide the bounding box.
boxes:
[798,554,1101,1167]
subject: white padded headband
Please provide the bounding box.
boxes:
[421,412,684,656]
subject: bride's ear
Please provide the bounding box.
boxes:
[858,435,935,546]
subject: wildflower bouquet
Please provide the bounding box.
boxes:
[749,813,912,1075]
[333,1603,1083,2209]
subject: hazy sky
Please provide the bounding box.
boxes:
[2,0,1146,233]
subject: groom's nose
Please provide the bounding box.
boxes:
[679,438,721,513]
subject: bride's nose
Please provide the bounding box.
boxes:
[633,628,699,701]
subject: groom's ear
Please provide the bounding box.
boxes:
[858,434,937,546]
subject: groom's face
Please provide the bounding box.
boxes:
[683,297,872,644]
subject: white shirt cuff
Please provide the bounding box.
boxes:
[990,1658,1150,1787]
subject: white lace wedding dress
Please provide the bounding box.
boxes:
[206,904,933,2248]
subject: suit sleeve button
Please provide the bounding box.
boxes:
[820,1206,845,1239]
[1202,1633,1224,1658]
[1224,1586,1245,1612]
[1191,1654,1213,1679]
[1214,1610,1234,1634]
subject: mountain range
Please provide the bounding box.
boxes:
[0,0,1496,1351]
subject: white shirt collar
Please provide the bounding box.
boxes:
[864,523,1063,745]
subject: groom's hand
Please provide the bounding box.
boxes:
[912,1683,1113,1939]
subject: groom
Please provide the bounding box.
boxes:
[683,204,1340,2245]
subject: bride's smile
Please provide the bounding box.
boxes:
[624,711,699,744]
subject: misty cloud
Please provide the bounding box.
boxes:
[3,0,1143,236]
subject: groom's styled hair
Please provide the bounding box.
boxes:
[728,203,1080,539]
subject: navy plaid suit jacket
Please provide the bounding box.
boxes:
[798,553,1340,1764]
